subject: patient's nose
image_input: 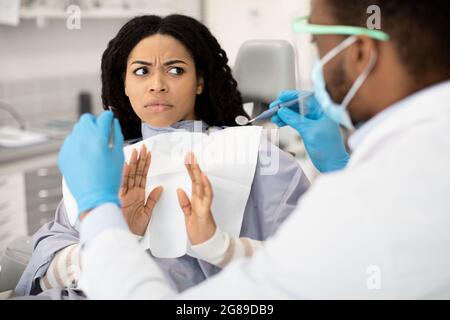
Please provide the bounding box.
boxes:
[148,73,168,93]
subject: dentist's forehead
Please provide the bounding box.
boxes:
[310,0,335,25]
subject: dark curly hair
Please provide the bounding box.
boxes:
[101,14,248,140]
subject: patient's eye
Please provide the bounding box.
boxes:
[133,67,148,76]
[168,67,184,76]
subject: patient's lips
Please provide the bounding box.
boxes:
[144,101,173,112]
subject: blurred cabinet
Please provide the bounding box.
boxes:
[0,173,27,255]
[25,165,62,235]
[0,152,60,254]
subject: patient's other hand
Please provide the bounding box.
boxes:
[119,144,163,236]
[177,152,217,245]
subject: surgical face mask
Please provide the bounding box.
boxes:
[311,36,378,130]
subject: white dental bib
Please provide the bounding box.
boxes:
[63,126,262,258]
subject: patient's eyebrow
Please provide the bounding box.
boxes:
[164,59,187,66]
[130,59,188,66]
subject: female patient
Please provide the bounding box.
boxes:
[15,14,310,299]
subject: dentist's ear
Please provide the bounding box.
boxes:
[347,36,378,77]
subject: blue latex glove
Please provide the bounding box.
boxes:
[270,90,349,173]
[58,111,124,213]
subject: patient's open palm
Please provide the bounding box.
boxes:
[119,145,163,236]
[177,152,217,245]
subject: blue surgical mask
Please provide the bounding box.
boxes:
[311,36,378,130]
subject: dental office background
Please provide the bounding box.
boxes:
[0,0,316,255]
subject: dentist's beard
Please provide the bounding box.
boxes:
[326,61,352,107]
[326,61,367,126]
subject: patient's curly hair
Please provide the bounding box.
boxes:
[101,14,248,140]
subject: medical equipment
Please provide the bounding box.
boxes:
[235,93,312,126]
[0,101,48,147]
[270,90,350,172]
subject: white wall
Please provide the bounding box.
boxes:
[0,1,202,125]
[0,18,128,125]
[0,0,317,162]
[0,19,125,82]
[204,0,314,89]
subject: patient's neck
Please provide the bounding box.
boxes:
[141,120,209,139]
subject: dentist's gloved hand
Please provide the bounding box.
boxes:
[58,111,124,214]
[270,90,349,173]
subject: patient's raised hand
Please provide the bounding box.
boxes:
[177,152,217,245]
[119,144,163,236]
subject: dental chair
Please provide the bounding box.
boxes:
[233,39,308,157]
[0,40,301,300]
[233,39,296,119]
[0,236,32,299]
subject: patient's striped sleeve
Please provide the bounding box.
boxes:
[188,228,263,268]
[39,229,262,291]
[39,243,81,291]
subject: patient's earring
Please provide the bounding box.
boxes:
[197,86,203,95]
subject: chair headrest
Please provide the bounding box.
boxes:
[233,40,296,104]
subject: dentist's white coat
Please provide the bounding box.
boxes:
[81,80,450,299]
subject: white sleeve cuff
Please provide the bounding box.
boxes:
[188,227,230,266]
[80,202,129,248]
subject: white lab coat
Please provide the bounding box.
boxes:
[80,80,450,299]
